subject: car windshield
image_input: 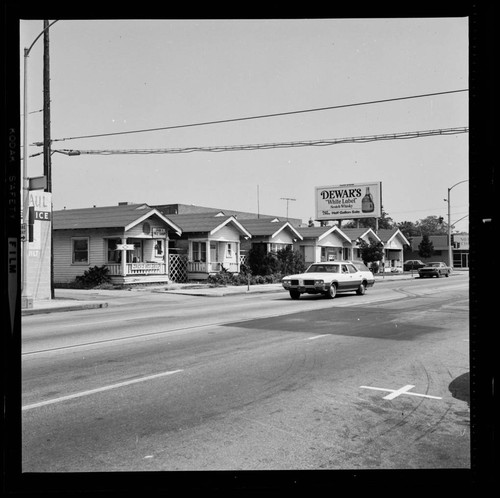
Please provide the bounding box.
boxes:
[306,264,339,273]
[353,262,370,272]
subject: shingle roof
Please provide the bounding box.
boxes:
[340,227,380,241]
[238,218,295,237]
[53,204,181,233]
[154,203,302,224]
[297,225,349,239]
[376,228,410,245]
[166,213,251,237]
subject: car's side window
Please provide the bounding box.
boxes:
[347,264,357,273]
[341,264,349,274]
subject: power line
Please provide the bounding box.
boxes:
[46,89,468,144]
[54,127,468,156]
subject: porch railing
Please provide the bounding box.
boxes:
[187,261,239,273]
[106,262,166,276]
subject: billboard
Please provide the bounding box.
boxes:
[315,182,382,221]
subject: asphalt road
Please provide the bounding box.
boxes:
[21,275,470,474]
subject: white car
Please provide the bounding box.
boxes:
[282,261,375,299]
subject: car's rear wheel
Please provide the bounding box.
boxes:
[356,282,366,295]
[290,290,300,300]
[325,284,337,299]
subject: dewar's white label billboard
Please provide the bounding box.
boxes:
[315,182,382,221]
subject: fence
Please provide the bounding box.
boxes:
[169,254,188,282]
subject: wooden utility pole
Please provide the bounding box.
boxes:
[43,20,54,298]
[43,20,51,191]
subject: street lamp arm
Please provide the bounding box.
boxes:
[26,20,59,55]
[448,179,468,193]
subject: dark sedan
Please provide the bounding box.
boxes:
[418,261,452,278]
[403,259,426,271]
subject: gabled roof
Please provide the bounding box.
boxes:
[340,227,382,242]
[376,228,410,246]
[53,204,182,234]
[297,225,351,243]
[166,213,252,238]
[240,218,303,240]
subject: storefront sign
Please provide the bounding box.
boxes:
[452,234,469,249]
[315,181,382,221]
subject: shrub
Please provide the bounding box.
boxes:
[75,265,111,288]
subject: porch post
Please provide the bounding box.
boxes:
[206,239,211,272]
[236,241,240,272]
[121,237,127,276]
[164,236,168,276]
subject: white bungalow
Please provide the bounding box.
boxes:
[52,203,182,285]
[294,225,352,266]
[339,227,382,263]
[165,212,252,280]
[240,218,303,256]
[376,228,410,272]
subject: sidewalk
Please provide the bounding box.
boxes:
[21,271,431,316]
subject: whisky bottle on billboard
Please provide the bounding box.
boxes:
[361,187,375,213]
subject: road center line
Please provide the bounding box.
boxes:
[22,369,183,411]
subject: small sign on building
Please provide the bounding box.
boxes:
[116,244,135,251]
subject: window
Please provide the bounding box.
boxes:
[341,264,349,274]
[269,243,291,253]
[107,239,121,263]
[192,241,206,262]
[155,240,163,257]
[347,264,358,273]
[227,243,233,257]
[72,238,89,264]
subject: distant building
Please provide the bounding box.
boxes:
[405,234,469,268]
[153,203,302,226]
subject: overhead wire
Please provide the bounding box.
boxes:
[44,89,468,144]
[53,127,469,156]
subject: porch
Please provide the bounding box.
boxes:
[383,249,404,272]
[106,262,170,284]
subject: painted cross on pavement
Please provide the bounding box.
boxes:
[360,384,442,400]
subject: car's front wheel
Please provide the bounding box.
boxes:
[325,284,337,299]
[290,290,301,300]
[356,282,366,295]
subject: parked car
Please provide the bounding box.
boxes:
[282,261,375,299]
[403,259,426,271]
[418,261,452,278]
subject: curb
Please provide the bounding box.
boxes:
[22,302,108,316]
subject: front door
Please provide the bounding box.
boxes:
[210,242,220,271]
[210,242,218,263]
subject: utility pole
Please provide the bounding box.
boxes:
[280,197,296,220]
[43,20,54,298]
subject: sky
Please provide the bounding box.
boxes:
[19,17,469,232]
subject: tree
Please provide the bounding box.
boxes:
[396,220,420,239]
[418,234,434,258]
[343,209,394,230]
[415,215,448,236]
[276,246,305,275]
[356,236,384,268]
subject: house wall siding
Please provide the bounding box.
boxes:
[210,224,241,241]
[53,229,111,283]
